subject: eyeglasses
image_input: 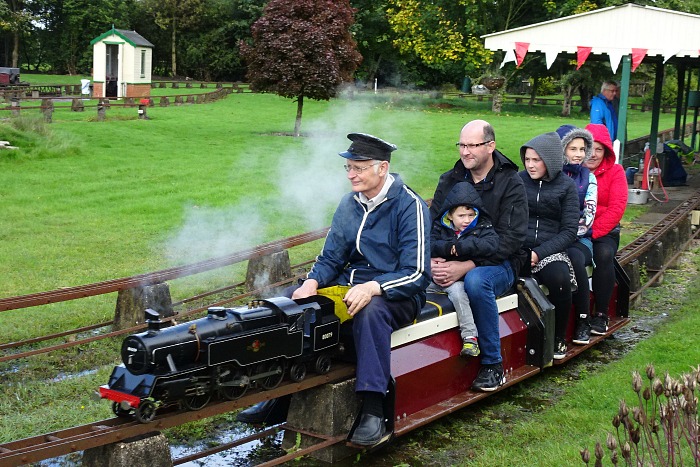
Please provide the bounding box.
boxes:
[456,141,492,150]
[344,162,380,173]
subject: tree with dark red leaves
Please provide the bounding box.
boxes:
[240,0,362,136]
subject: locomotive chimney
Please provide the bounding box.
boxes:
[145,308,164,332]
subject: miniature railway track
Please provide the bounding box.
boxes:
[0,228,329,312]
[1,190,699,466]
[617,190,700,266]
[0,364,355,466]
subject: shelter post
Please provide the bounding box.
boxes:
[648,60,665,154]
[674,63,686,140]
[618,55,631,165]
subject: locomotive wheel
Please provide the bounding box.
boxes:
[289,362,307,382]
[112,401,131,418]
[260,360,285,390]
[314,354,332,375]
[182,391,211,411]
[135,400,156,423]
[219,366,248,400]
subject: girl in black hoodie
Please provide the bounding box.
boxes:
[519,132,579,360]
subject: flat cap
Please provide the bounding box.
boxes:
[339,133,397,161]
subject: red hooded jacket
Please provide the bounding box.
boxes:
[584,123,628,239]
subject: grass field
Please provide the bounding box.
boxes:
[0,88,692,463]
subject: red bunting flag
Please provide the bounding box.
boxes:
[631,48,647,72]
[515,42,529,67]
[576,46,592,70]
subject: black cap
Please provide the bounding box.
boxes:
[339,133,397,161]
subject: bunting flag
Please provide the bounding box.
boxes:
[607,50,623,74]
[662,48,679,64]
[631,48,647,72]
[542,46,559,69]
[576,46,592,70]
[500,49,516,68]
[515,42,530,67]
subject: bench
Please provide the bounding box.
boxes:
[391,291,518,348]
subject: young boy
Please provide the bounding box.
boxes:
[428,182,499,357]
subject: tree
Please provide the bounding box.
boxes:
[0,0,33,67]
[240,0,362,137]
[178,0,265,81]
[142,0,204,77]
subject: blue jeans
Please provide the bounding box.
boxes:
[463,261,515,365]
[352,296,417,393]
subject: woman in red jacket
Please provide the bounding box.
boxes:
[584,124,628,334]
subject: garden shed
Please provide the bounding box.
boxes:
[90,27,154,99]
[482,3,700,161]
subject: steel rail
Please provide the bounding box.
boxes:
[0,259,314,354]
[0,365,355,466]
[0,273,306,363]
[617,190,700,266]
[0,227,328,312]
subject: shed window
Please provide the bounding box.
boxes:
[140,50,146,78]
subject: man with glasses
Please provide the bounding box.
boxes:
[590,80,619,141]
[237,133,430,447]
[430,120,527,392]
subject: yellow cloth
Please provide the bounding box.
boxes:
[317,285,352,323]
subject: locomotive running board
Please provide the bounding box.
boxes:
[392,364,540,435]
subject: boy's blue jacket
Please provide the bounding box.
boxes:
[308,174,431,309]
[431,182,499,261]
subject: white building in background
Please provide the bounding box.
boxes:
[90,27,154,99]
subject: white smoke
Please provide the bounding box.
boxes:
[165,96,407,267]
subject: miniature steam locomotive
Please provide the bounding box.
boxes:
[99,296,341,422]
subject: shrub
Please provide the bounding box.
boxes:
[582,364,700,466]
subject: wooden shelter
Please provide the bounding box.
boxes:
[483,3,700,161]
[90,28,154,99]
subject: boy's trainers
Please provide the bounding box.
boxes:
[471,363,505,392]
[460,338,480,357]
[553,339,567,360]
[572,319,591,345]
[590,313,609,335]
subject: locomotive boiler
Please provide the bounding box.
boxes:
[99,296,341,422]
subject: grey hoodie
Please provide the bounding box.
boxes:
[519,132,564,182]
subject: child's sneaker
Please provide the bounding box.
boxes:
[460,338,480,357]
[553,338,567,360]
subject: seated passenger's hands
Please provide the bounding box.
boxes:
[530,251,539,267]
[344,281,381,317]
[431,258,474,288]
[292,279,319,300]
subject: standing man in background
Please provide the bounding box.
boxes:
[590,80,619,142]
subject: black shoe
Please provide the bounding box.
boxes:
[572,319,591,345]
[236,396,291,425]
[590,314,609,336]
[471,363,505,392]
[553,338,567,360]
[349,413,386,446]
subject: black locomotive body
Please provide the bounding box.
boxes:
[99,296,341,422]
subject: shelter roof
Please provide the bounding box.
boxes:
[483,3,700,65]
[90,28,154,48]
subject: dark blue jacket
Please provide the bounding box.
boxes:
[308,174,430,309]
[431,182,499,262]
